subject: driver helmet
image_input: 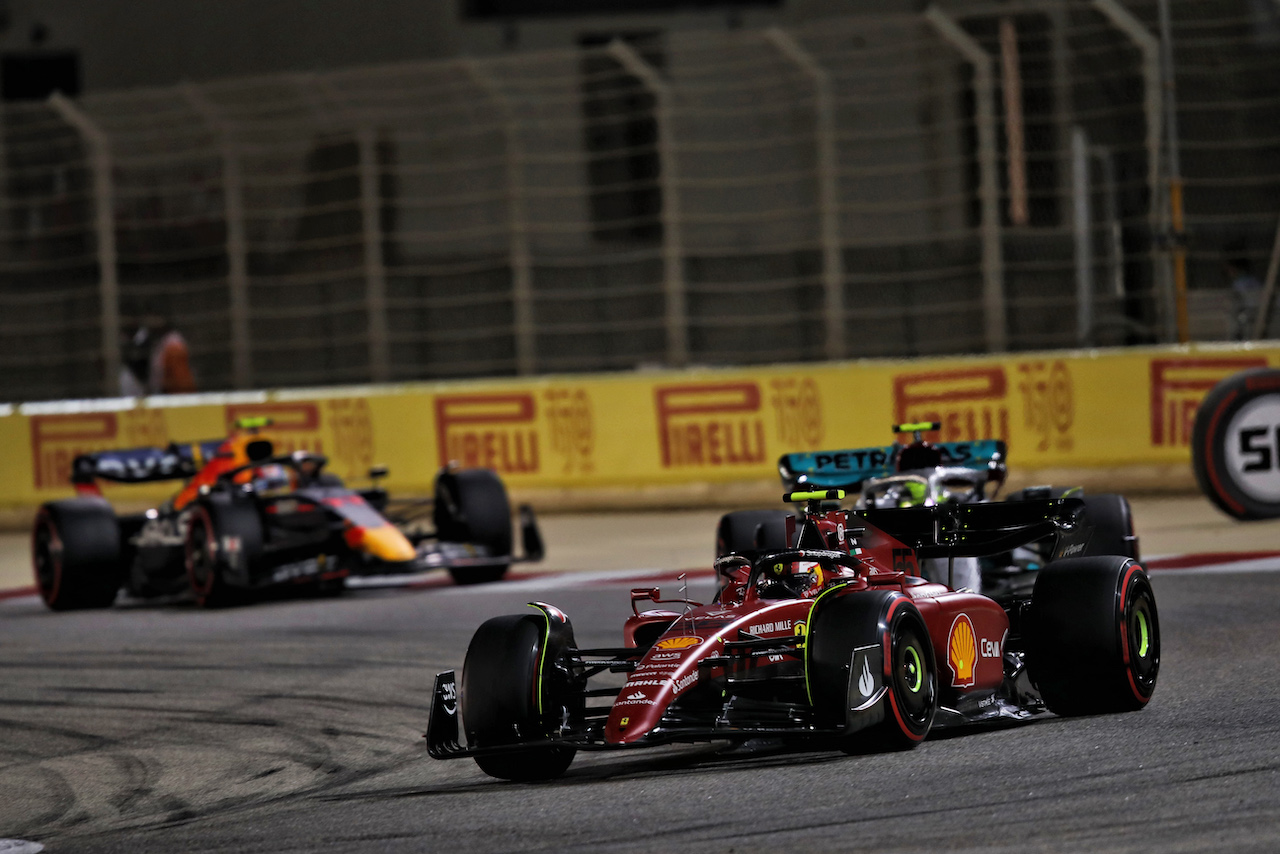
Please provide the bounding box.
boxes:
[870,479,929,509]
[252,462,293,493]
[763,560,827,598]
[896,441,943,472]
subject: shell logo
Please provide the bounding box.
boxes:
[655,636,700,650]
[948,614,977,688]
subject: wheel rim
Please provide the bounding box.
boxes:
[1126,585,1159,690]
[187,514,215,595]
[903,645,924,694]
[33,517,60,600]
[894,626,935,729]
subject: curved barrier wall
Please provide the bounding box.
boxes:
[3,342,1278,510]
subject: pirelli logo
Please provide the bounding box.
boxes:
[435,393,539,473]
[1149,357,1266,447]
[30,408,169,491]
[225,403,323,456]
[30,412,119,490]
[893,367,1009,441]
[655,382,766,468]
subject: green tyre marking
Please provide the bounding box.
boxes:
[903,645,924,693]
[1136,610,1150,658]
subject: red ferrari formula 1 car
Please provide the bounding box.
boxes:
[426,490,1158,781]
[33,418,542,610]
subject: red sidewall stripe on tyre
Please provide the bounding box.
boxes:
[1117,562,1152,704]
[33,510,62,607]
[1200,388,1245,517]
[186,507,216,599]
[881,596,927,742]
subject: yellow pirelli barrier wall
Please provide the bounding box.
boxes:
[2,342,1278,510]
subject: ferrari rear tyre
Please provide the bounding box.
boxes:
[435,468,512,585]
[715,509,790,559]
[461,614,577,781]
[1027,556,1159,715]
[32,499,123,611]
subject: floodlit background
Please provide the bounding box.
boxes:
[0,0,1276,401]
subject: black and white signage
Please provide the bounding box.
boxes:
[1192,368,1280,519]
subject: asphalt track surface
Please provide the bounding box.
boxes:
[3,498,1280,853]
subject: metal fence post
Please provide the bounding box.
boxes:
[924,6,1006,353]
[1090,0,1168,341]
[355,125,391,383]
[48,93,122,397]
[764,28,846,362]
[183,84,254,389]
[1072,127,1094,346]
[608,39,688,368]
[463,60,536,376]
[304,76,392,384]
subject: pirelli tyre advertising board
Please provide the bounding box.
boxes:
[2,343,1280,510]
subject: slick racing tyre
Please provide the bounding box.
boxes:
[1191,368,1280,519]
[434,468,512,585]
[185,498,263,608]
[715,509,790,559]
[1080,493,1139,560]
[32,498,123,611]
[461,613,580,781]
[1026,556,1159,716]
[808,591,937,752]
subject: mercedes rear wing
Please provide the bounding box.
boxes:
[779,439,1006,492]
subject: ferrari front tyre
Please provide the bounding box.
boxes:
[435,468,512,585]
[879,609,937,748]
[461,614,578,781]
[808,591,937,752]
[32,499,123,611]
[1026,556,1160,716]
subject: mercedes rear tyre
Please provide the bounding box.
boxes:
[1080,493,1139,560]
[461,613,578,781]
[715,509,790,559]
[32,499,123,611]
[1026,556,1159,716]
[435,468,512,585]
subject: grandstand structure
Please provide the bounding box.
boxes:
[0,0,1276,401]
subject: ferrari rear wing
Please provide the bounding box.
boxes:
[71,440,226,486]
[779,439,1006,492]
[858,497,1088,560]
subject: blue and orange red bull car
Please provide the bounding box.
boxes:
[32,418,542,610]
[425,490,1158,781]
